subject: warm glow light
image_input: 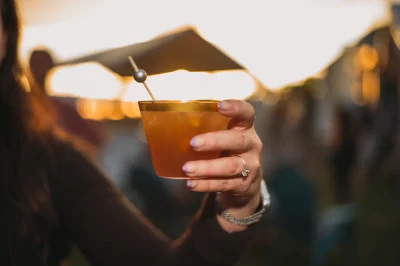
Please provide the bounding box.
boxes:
[123,70,256,101]
[121,101,141,118]
[20,0,386,91]
[48,66,255,102]
[47,62,123,99]
[76,99,129,120]
[192,1,386,90]
[76,99,100,120]
[50,67,255,120]
[357,44,379,71]
[362,70,380,108]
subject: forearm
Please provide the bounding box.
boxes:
[52,139,258,266]
[165,193,258,266]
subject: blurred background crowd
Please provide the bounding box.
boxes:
[18,0,400,265]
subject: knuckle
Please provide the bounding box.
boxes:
[253,158,261,172]
[248,132,262,154]
[228,159,240,176]
[219,180,230,192]
[250,157,262,181]
[238,179,252,194]
[194,161,206,176]
[238,132,247,150]
[238,166,259,193]
[255,137,263,154]
[203,132,215,148]
[201,161,214,176]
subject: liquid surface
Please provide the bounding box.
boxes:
[141,111,230,178]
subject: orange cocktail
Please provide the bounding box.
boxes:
[139,100,230,178]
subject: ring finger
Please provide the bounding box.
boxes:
[182,154,255,178]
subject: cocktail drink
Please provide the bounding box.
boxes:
[139,100,230,178]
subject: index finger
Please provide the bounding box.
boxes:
[218,100,255,129]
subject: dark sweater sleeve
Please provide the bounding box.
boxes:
[49,140,257,266]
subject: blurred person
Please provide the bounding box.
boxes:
[329,108,357,204]
[0,1,269,266]
[311,106,359,266]
[28,48,106,155]
[262,87,326,266]
[350,106,376,200]
[353,10,400,260]
[354,138,400,266]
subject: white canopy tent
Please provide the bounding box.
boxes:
[19,0,387,91]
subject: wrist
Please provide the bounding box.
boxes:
[216,190,262,233]
[215,179,270,233]
[220,190,261,217]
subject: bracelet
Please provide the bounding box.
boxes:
[216,179,270,226]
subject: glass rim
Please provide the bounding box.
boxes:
[138,100,221,112]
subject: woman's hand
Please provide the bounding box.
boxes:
[183,100,263,232]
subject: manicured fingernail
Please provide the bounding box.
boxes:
[190,137,205,148]
[187,180,198,189]
[218,101,230,110]
[182,163,197,173]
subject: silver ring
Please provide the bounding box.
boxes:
[233,155,250,177]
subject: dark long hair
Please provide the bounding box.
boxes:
[0,0,56,264]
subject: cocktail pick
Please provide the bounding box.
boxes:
[128,56,156,101]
